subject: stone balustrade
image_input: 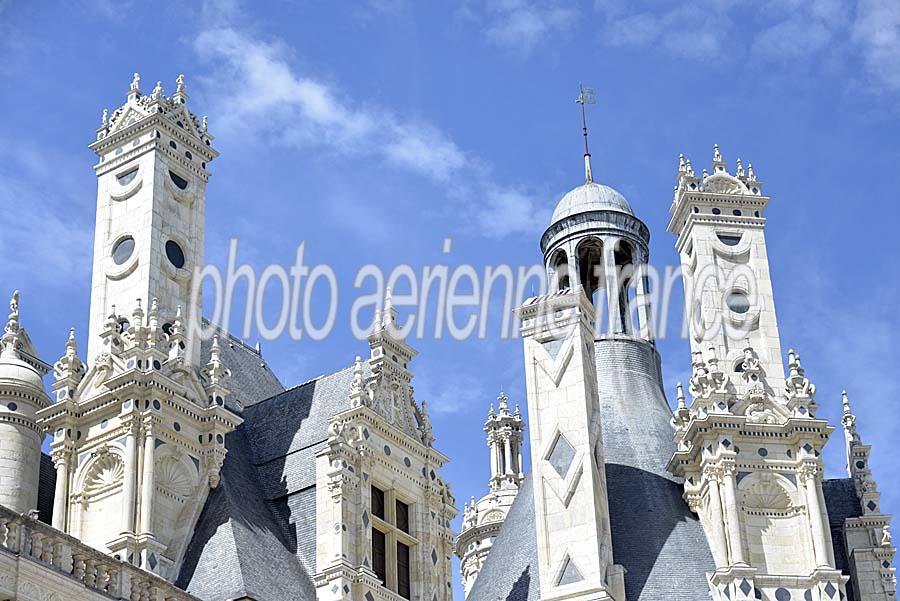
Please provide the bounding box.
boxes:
[0,504,199,601]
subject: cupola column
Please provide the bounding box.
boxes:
[603,239,621,335]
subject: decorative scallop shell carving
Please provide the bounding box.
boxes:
[481,510,505,524]
[156,456,194,498]
[742,478,792,510]
[83,454,124,494]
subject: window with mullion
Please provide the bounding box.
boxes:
[369,484,416,597]
[397,541,411,600]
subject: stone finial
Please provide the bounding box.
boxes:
[736,158,745,178]
[151,81,164,101]
[842,389,853,417]
[685,159,694,177]
[420,399,434,446]
[701,168,709,181]
[712,144,724,171]
[678,153,686,174]
[497,389,509,413]
[148,298,159,328]
[101,108,109,129]
[676,382,686,410]
[747,163,756,181]
[514,404,521,418]
[2,290,20,353]
[176,73,186,93]
[883,523,893,548]
[488,402,495,418]
[130,72,141,92]
[132,298,144,327]
[201,115,209,133]
[54,327,85,385]
[204,335,228,387]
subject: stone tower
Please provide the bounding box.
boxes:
[456,391,525,597]
[85,73,216,367]
[36,74,241,581]
[667,147,851,600]
[0,291,52,514]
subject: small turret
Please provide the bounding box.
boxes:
[0,291,51,514]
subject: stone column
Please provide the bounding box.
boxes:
[721,465,746,565]
[488,435,498,480]
[121,420,138,535]
[705,469,729,566]
[51,450,70,531]
[802,466,831,567]
[139,425,155,535]
[603,241,621,335]
[633,248,654,341]
[503,436,513,475]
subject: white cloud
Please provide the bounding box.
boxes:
[482,0,575,53]
[193,25,542,237]
[595,0,900,98]
[0,144,93,288]
[852,0,900,92]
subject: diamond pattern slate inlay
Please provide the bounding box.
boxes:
[547,433,576,479]
[824,582,836,598]
[739,579,752,596]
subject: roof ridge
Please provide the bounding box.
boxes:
[200,317,261,356]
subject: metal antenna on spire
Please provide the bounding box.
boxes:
[576,83,596,183]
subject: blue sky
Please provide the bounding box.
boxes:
[2,0,899,594]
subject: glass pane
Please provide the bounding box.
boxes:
[166,240,185,269]
[117,168,138,186]
[397,541,411,599]
[372,528,387,584]
[371,486,385,520]
[112,236,135,265]
[169,170,188,190]
[396,500,410,534]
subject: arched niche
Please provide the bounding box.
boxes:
[738,472,814,575]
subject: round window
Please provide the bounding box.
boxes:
[726,291,751,314]
[166,240,185,269]
[112,236,135,265]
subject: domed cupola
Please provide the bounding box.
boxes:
[0,290,52,514]
[540,125,653,341]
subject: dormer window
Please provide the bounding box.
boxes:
[169,170,188,190]
[116,168,138,186]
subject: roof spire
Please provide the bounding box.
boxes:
[576,83,596,183]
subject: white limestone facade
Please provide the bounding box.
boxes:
[314,293,457,601]
[515,287,624,601]
[455,392,525,597]
[86,73,215,368]
[667,147,896,601]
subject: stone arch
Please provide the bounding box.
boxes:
[575,237,604,306]
[152,444,201,552]
[550,249,571,291]
[74,446,126,551]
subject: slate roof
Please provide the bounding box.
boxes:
[467,339,867,601]
[178,332,361,600]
